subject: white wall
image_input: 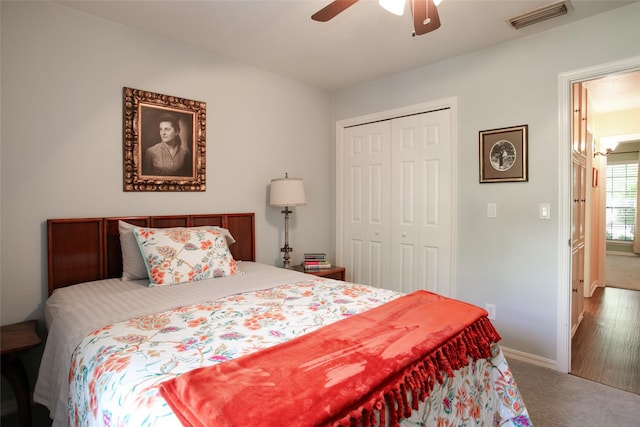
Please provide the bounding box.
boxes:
[331,3,640,362]
[0,1,333,327]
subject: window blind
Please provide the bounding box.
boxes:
[606,162,638,241]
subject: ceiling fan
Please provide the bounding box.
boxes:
[311,0,441,36]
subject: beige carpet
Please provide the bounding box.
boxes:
[606,254,640,291]
[508,357,640,427]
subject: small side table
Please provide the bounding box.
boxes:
[295,265,346,281]
[1,320,42,427]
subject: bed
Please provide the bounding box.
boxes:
[34,212,531,427]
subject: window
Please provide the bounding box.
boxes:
[605,161,637,241]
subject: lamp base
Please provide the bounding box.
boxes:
[280,206,293,268]
[281,244,293,269]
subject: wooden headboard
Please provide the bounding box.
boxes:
[47,212,255,296]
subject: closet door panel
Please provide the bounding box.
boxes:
[422,111,452,295]
[349,239,363,285]
[391,121,418,292]
[422,246,439,292]
[368,240,384,287]
[399,243,415,293]
[390,109,451,295]
[343,122,391,288]
[424,159,439,226]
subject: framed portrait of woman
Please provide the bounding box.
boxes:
[123,87,206,191]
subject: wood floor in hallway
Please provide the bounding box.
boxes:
[571,286,640,394]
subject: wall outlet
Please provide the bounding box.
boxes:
[485,303,496,321]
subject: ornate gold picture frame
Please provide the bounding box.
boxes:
[123,87,206,191]
[479,125,528,183]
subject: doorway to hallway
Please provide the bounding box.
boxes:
[566,65,640,391]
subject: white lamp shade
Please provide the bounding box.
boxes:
[270,176,306,207]
[600,136,620,152]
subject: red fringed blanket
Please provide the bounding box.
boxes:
[159,290,501,427]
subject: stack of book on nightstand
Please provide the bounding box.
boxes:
[303,253,331,271]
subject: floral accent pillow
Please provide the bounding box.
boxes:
[132,226,237,287]
[119,221,237,282]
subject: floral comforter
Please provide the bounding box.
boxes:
[68,277,531,426]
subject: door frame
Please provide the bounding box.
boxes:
[557,56,640,373]
[335,97,458,295]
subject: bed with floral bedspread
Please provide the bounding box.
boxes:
[54,263,531,427]
[35,215,530,427]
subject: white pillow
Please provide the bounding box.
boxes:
[119,221,236,281]
[132,226,237,287]
[119,221,148,281]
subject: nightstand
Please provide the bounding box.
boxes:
[295,265,346,281]
[1,320,42,427]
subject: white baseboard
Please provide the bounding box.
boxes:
[501,346,557,370]
[588,280,601,297]
[569,310,585,338]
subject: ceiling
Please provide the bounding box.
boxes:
[584,69,640,114]
[58,0,639,110]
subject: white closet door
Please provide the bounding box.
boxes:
[389,109,452,295]
[343,121,391,288]
[341,108,452,296]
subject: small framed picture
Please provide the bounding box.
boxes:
[479,125,528,183]
[123,87,206,191]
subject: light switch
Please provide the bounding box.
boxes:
[487,203,497,218]
[539,203,551,220]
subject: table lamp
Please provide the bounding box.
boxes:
[270,173,306,268]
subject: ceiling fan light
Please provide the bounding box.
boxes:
[379,0,406,16]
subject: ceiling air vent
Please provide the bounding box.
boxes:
[509,1,569,30]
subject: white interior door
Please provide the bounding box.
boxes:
[343,121,391,288]
[390,109,452,295]
[340,107,452,296]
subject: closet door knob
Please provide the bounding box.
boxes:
[402,232,407,237]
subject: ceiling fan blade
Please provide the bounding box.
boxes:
[411,0,441,35]
[312,0,359,22]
